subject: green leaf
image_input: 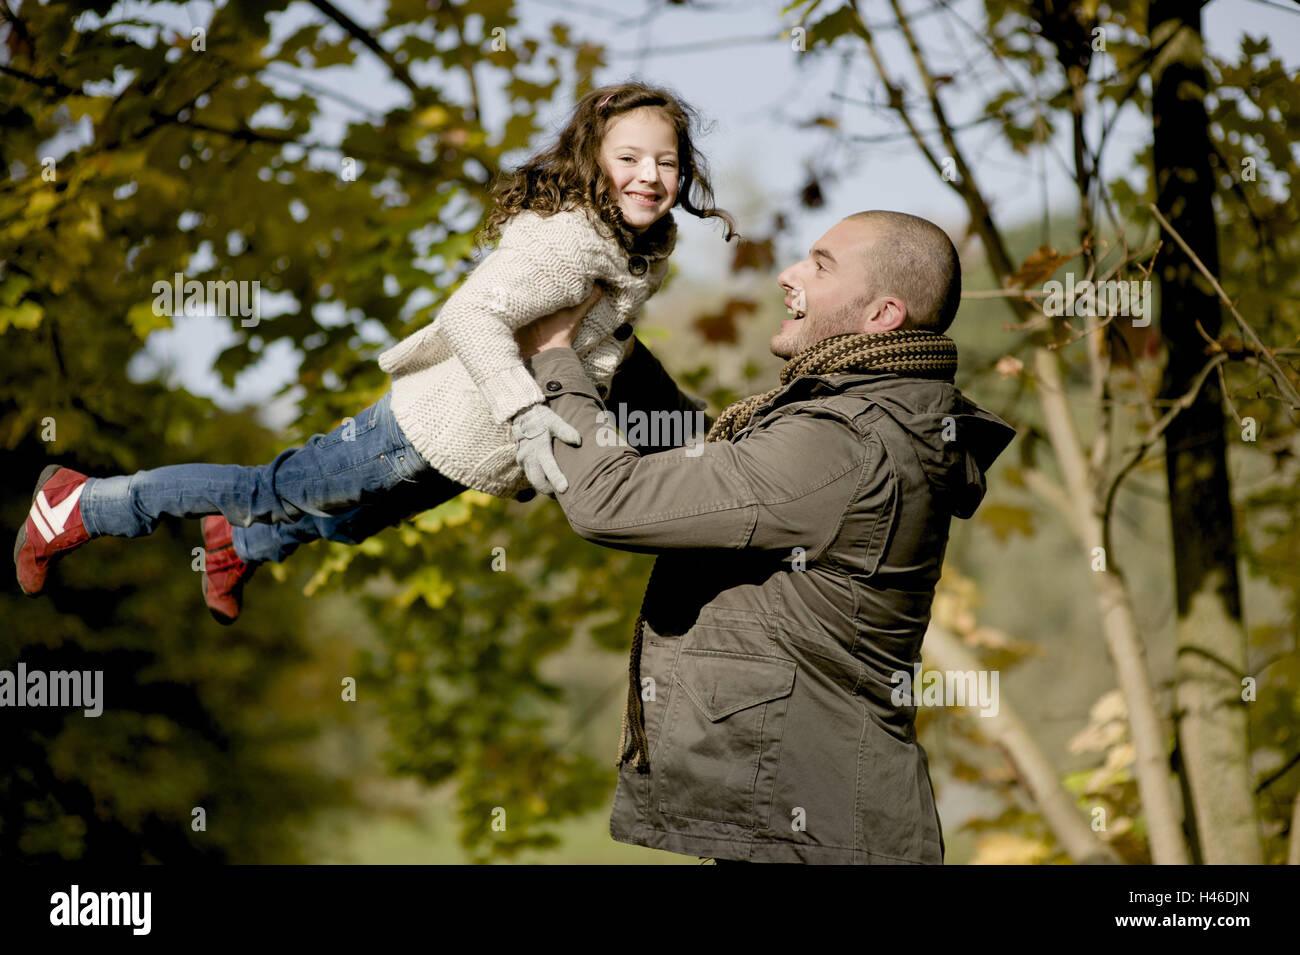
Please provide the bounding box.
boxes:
[806,4,858,46]
[126,300,171,339]
[0,301,43,332]
[396,565,455,610]
[0,273,32,307]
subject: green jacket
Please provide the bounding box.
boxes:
[529,336,1016,864]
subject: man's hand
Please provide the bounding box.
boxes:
[510,403,582,495]
[514,285,604,358]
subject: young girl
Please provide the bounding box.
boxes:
[16,81,734,623]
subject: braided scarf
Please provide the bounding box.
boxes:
[617,328,959,772]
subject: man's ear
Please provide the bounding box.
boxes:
[863,296,907,332]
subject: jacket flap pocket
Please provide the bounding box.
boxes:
[675,650,796,722]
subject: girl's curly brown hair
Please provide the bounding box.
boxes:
[480,81,736,254]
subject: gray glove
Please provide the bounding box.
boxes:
[510,403,582,496]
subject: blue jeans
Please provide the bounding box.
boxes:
[79,393,468,564]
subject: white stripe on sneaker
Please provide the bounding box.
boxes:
[29,502,57,542]
[35,484,83,538]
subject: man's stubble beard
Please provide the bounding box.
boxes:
[770,295,872,360]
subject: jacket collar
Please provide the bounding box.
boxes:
[750,369,897,414]
[745,370,1017,518]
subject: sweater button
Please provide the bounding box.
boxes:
[613,323,633,341]
[627,255,648,276]
[545,380,562,392]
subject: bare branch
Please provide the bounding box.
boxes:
[847,4,947,182]
[309,0,420,98]
[847,0,1028,316]
[1100,352,1231,560]
[1021,467,1086,543]
[0,62,78,97]
[1216,362,1243,427]
[1148,203,1300,410]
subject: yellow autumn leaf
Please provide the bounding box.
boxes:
[65,95,111,124]
[415,105,449,129]
[126,300,172,340]
[970,832,1052,865]
[397,566,454,610]
[27,189,57,217]
[0,301,44,333]
[1004,245,1070,290]
[977,504,1036,542]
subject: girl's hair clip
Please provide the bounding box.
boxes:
[597,93,614,109]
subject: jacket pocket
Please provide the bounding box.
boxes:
[855,708,943,863]
[657,649,796,828]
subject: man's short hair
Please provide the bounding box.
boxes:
[844,211,961,334]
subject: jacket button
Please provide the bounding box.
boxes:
[545,380,562,393]
[516,488,536,503]
[613,323,633,341]
[627,255,648,276]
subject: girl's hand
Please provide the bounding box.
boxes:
[514,285,604,358]
[510,403,582,496]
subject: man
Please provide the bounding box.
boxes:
[515,210,1016,864]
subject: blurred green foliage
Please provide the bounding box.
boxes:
[1,0,613,861]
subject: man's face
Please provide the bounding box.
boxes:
[772,218,897,359]
[598,107,680,232]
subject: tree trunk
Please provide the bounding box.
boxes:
[1149,0,1263,864]
[1033,349,1190,864]
[1289,792,1300,864]
[923,624,1122,863]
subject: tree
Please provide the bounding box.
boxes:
[1,0,615,861]
[774,0,1300,863]
[1149,0,1261,864]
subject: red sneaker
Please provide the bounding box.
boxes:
[15,465,91,596]
[201,515,256,625]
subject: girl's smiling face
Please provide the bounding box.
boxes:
[599,107,680,231]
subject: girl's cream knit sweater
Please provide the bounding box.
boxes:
[378,207,676,497]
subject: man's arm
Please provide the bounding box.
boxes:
[523,346,877,558]
[602,336,714,453]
